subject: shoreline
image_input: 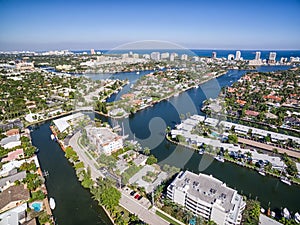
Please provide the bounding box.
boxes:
[165,133,300,186]
[107,70,228,119]
[48,125,115,225]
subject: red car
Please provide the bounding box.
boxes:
[134,194,140,199]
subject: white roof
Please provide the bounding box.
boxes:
[53,112,84,132]
[0,160,24,177]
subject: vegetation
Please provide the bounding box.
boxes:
[30,190,45,202]
[121,165,141,184]
[282,153,298,177]
[227,134,238,144]
[65,146,79,162]
[23,173,43,191]
[97,153,116,170]
[156,210,181,225]
[80,167,94,189]
[92,178,121,211]
[242,199,260,225]
[146,154,158,165]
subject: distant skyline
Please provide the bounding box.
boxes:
[0,0,300,51]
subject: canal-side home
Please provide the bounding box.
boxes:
[85,125,123,155]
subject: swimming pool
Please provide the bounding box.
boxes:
[211,131,219,137]
[31,202,43,212]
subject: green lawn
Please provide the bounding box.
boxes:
[156,210,181,225]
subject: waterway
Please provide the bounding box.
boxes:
[102,65,300,214]
[30,122,112,225]
[31,65,299,224]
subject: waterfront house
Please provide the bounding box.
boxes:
[1,149,24,162]
[0,203,28,225]
[0,185,30,214]
[85,125,123,155]
[5,129,19,137]
[53,112,84,133]
[0,171,26,191]
[0,134,21,149]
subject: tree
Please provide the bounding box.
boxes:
[24,146,36,157]
[146,155,157,165]
[143,147,151,156]
[228,134,238,144]
[92,178,121,211]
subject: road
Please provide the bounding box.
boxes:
[238,137,300,158]
[119,190,169,225]
[69,131,104,180]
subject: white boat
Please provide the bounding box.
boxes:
[50,134,55,140]
[136,71,140,74]
[271,211,276,217]
[49,198,56,210]
[294,212,300,223]
[283,208,290,219]
[214,155,225,163]
[280,177,292,186]
[258,169,266,176]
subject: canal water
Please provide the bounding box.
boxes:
[103,65,300,214]
[30,122,112,225]
[31,65,299,224]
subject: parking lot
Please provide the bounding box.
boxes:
[119,187,169,225]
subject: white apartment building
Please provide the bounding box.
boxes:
[228,54,235,61]
[235,51,241,60]
[167,171,246,225]
[181,54,188,61]
[150,52,161,61]
[268,52,277,64]
[85,125,123,155]
[255,51,261,60]
[161,52,170,59]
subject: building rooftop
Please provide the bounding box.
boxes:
[53,112,84,132]
[170,171,237,212]
[86,125,121,146]
[133,154,148,166]
[1,149,24,162]
[0,185,30,212]
[0,135,20,147]
[0,171,26,190]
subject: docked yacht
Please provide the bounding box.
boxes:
[282,208,290,219]
[214,155,225,163]
[49,197,56,210]
[294,212,300,223]
[280,177,292,185]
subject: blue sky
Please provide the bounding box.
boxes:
[0,0,299,51]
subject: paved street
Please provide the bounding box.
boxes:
[69,131,104,180]
[119,189,169,225]
[238,137,300,158]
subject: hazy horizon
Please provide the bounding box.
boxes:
[1,0,300,51]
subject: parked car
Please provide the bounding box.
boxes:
[130,191,136,196]
[138,195,143,200]
[134,194,140,199]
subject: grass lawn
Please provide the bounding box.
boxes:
[156,210,181,225]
